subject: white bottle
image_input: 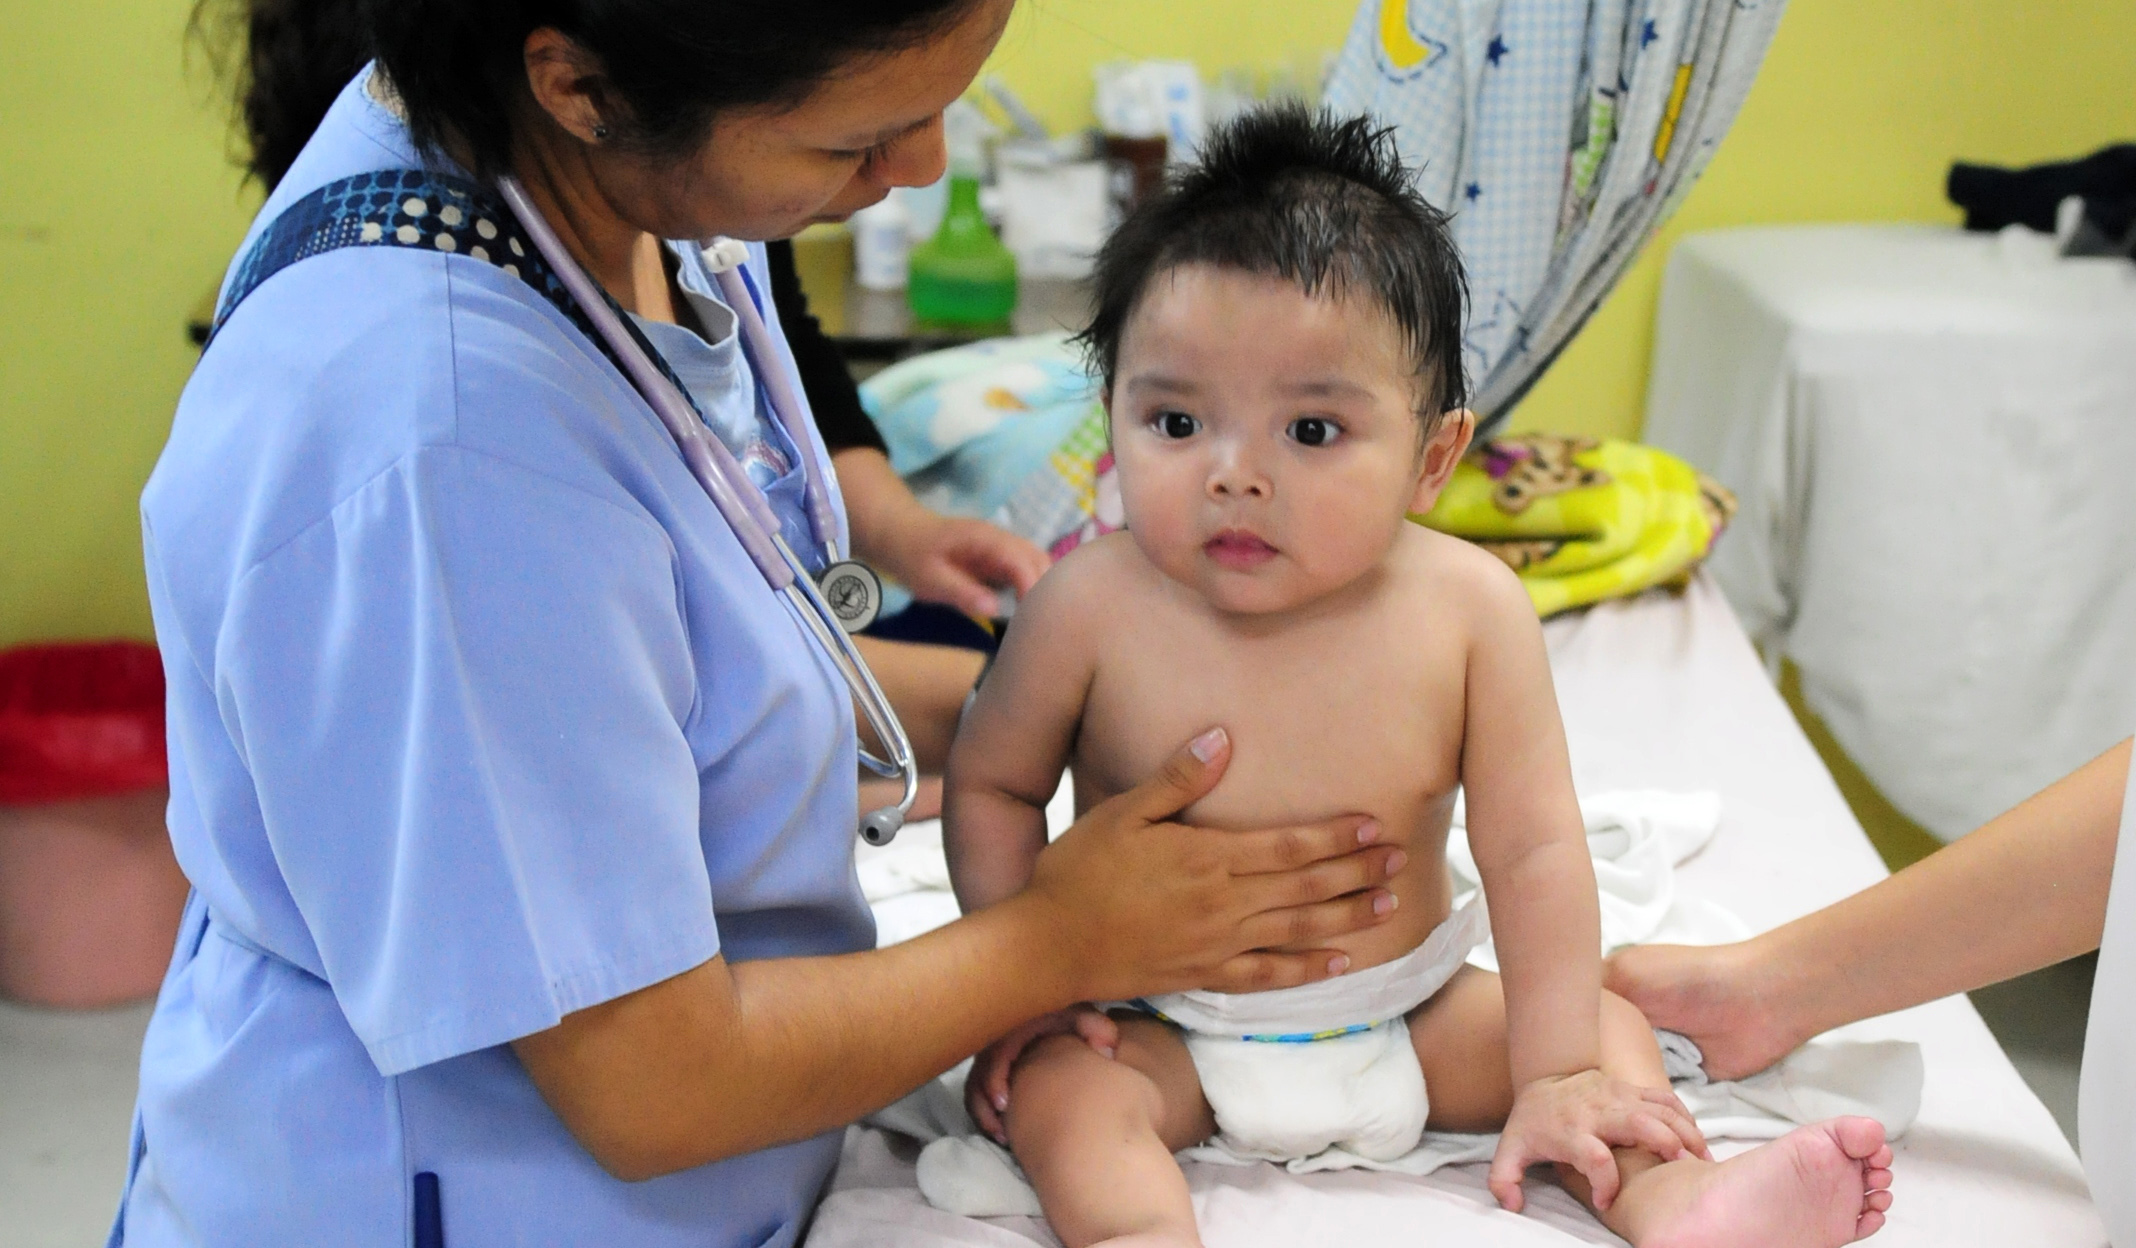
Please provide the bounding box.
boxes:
[852,196,912,291]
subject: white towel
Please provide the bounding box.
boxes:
[1448,789,1750,969]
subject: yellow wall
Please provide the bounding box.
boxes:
[983,0,2136,440]
[6,0,2134,646]
[1508,0,2136,440]
[2,1,261,647]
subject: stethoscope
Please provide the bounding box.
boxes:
[496,176,918,846]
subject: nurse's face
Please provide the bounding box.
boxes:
[596,0,1012,242]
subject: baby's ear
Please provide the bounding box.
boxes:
[1409,408,1476,514]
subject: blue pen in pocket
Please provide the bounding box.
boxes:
[414,1172,444,1248]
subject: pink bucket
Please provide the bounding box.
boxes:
[0,642,187,1008]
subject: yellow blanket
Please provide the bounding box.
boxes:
[1414,435,1738,618]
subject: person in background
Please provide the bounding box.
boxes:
[192,0,1047,773]
[1607,738,2134,1243]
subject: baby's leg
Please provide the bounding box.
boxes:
[1408,967,1896,1247]
[1005,1014,1217,1248]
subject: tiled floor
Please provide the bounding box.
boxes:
[1,998,149,1247]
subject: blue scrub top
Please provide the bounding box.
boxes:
[117,69,872,1247]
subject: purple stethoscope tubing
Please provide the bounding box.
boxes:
[496,176,916,844]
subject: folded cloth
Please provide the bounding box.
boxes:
[1136,898,1490,1038]
[1450,788,1748,970]
[1414,434,1739,619]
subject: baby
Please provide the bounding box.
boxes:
[942,106,1895,1248]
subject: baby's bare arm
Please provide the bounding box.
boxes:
[1457,559,1602,1088]
[944,555,1102,914]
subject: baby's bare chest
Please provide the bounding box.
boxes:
[1075,613,1467,831]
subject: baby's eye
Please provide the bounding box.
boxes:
[1288,416,1342,447]
[1152,410,1201,440]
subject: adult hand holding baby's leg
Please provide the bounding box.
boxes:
[967,1006,1121,1143]
[1487,1069,1711,1213]
[1018,726,1406,1005]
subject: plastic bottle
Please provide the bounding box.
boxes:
[908,102,1017,327]
[851,196,911,291]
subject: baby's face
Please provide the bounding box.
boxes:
[1108,264,1463,617]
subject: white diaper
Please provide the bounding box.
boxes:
[1132,896,1489,1164]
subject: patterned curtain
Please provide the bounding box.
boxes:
[1325,0,1786,433]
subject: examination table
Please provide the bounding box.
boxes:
[810,575,2105,1247]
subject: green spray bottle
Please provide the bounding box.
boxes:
[907,102,1016,327]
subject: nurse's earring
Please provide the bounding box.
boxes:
[591,122,611,142]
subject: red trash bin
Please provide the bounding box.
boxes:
[0,641,189,1008]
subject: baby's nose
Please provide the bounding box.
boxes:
[1207,453,1272,499]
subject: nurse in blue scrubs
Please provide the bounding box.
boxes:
[120,2,1409,1243]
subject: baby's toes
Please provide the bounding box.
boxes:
[1830,1115,1888,1162]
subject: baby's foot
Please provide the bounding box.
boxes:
[1634,1117,1895,1248]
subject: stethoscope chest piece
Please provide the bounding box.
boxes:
[817,560,884,634]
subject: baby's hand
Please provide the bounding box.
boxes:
[965,1006,1122,1143]
[1487,1069,1710,1212]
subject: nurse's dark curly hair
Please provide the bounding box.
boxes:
[364,0,987,179]
[188,0,372,189]
[1078,104,1470,423]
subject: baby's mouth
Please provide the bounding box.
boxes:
[1203,529,1278,570]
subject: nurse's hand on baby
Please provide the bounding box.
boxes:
[1016,728,1401,1003]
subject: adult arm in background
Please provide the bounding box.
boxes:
[515,728,1406,1182]
[1607,737,2132,1081]
[768,239,1050,617]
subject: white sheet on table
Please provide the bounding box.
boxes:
[899,1034,1922,1219]
[1644,224,2136,841]
[809,579,2105,1247]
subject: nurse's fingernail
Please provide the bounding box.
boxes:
[1189,727,1228,763]
[1098,1045,1117,1060]
[1384,849,1409,875]
[994,1092,1009,1112]
[1327,954,1351,975]
[1356,819,1382,844]
[1373,891,1399,915]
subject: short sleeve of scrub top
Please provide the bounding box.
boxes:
[115,69,870,1248]
[2081,739,2136,1246]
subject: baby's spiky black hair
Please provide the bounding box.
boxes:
[1078,103,1469,420]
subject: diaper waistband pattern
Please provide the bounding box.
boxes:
[1123,999,1385,1044]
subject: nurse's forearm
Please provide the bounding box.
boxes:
[1753,737,2130,1048]
[515,894,1082,1182]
